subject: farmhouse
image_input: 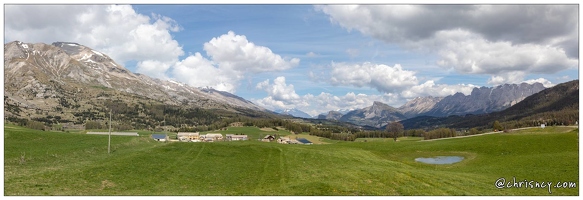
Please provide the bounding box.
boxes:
[262,135,276,142]
[151,134,168,142]
[177,132,200,141]
[277,137,291,144]
[226,134,248,141]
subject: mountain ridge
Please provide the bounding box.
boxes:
[400,79,578,129]
[4,41,270,129]
[315,82,548,128]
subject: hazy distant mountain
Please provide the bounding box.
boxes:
[276,108,312,119]
[4,41,269,127]
[316,111,344,120]
[339,101,406,128]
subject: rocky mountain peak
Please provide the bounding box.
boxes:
[339,101,405,128]
[398,96,443,118]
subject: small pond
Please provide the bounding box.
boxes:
[415,156,464,164]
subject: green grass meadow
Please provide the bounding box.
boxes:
[3,124,579,195]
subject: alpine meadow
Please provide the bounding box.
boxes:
[3,4,579,196]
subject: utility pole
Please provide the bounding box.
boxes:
[108,110,111,154]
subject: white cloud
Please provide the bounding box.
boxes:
[170,53,238,93]
[254,76,418,116]
[489,73,556,88]
[203,31,300,73]
[5,5,298,93]
[306,52,318,57]
[255,90,392,117]
[256,77,301,102]
[169,31,300,93]
[401,80,477,99]
[523,78,555,88]
[136,60,172,80]
[317,5,578,85]
[487,71,527,86]
[429,29,577,76]
[329,62,418,93]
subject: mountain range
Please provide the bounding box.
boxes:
[401,79,579,129]
[310,83,547,128]
[4,41,270,128]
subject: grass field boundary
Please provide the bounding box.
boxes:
[420,126,577,142]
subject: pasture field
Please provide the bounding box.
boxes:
[354,137,424,143]
[3,124,578,195]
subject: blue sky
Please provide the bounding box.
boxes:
[4,4,579,116]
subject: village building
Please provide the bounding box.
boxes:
[200,133,223,142]
[151,134,168,142]
[277,137,291,144]
[226,134,248,141]
[262,135,276,142]
[177,132,200,141]
[277,137,303,144]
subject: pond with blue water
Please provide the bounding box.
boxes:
[415,156,464,164]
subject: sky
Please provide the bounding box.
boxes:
[3,4,580,116]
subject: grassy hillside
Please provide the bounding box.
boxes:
[4,124,578,195]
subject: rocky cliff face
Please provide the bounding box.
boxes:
[4,41,266,123]
[422,83,546,117]
[398,96,443,118]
